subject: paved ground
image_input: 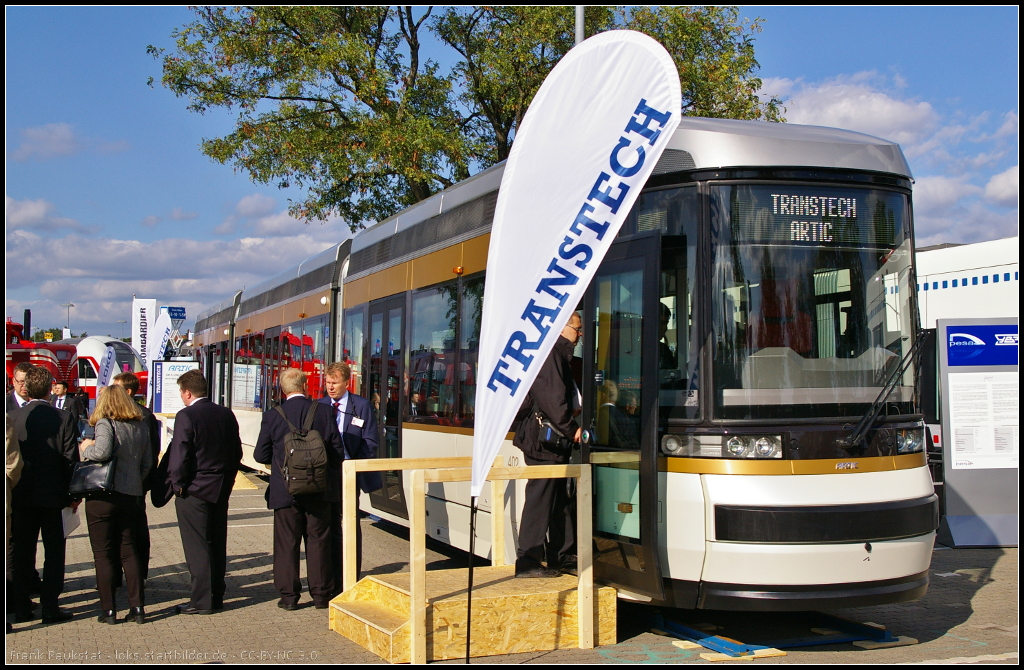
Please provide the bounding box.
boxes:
[6,473,1018,664]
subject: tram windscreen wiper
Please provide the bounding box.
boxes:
[837,330,930,449]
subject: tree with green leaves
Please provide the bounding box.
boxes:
[151,6,782,230]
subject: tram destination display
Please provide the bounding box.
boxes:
[719,185,906,246]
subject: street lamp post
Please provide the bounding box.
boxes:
[60,302,75,332]
[117,319,128,340]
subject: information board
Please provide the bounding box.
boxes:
[152,360,200,415]
[937,317,1018,547]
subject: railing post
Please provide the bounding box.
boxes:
[576,464,594,649]
[490,477,505,567]
[409,469,427,664]
[342,460,359,593]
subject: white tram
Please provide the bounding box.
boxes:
[196,117,937,609]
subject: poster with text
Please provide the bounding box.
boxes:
[949,371,1019,470]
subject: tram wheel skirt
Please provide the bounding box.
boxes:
[655,571,929,611]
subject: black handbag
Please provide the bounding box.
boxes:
[69,419,118,497]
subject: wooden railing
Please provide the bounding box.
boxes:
[341,457,594,664]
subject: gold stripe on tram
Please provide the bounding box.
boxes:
[659,451,926,475]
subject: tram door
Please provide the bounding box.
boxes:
[367,296,408,519]
[582,232,664,599]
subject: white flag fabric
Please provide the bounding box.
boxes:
[132,298,158,363]
[145,312,174,407]
[95,345,118,389]
[470,31,681,497]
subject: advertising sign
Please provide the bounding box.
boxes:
[152,360,200,414]
[937,317,1017,547]
[946,324,1019,367]
[145,312,174,407]
[95,345,118,389]
[132,298,158,362]
[470,31,682,497]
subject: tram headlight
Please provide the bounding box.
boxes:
[725,436,749,457]
[754,436,780,458]
[661,434,687,456]
[897,427,925,454]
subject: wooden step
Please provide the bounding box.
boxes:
[330,566,617,663]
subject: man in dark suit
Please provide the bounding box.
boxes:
[166,369,242,615]
[320,361,380,591]
[255,368,345,610]
[8,366,79,623]
[6,362,33,413]
[112,372,161,580]
[48,379,82,422]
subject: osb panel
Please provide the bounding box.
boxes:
[376,567,616,661]
[337,577,410,618]
[426,584,615,659]
[332,568,615,663]
[330,602,402,662]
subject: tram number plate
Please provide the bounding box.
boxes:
[617,502,634,514]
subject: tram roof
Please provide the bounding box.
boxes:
[242,241,344,300]
[349,118,912,253]
[666,117,913,180]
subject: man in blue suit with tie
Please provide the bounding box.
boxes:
[319,361,380,594]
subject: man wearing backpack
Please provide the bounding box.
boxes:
[254,367,345,610]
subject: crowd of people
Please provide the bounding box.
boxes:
[5,360,378,630]
[5,308,584,631]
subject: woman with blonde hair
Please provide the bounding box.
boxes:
[78,385,152,624]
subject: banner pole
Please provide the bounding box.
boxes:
[465,496,478,663]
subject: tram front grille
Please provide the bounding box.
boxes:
[714,494,939,544]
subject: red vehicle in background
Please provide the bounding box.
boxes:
[5,318,79,392]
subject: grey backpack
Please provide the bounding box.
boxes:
[275,404,328,496]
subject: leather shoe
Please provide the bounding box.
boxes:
[313,603,330,610]
[277,601,299,611]
[13,609,36,624]
[514,565,562,579]
[97,609,117,624]
[557,555,579,575]
[174,605,213,615]
[126,607,145,624]
[41,608,73,624]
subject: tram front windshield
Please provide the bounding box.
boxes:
[711,184,915,420]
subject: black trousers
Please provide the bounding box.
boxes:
[274,500,334,607]
[9,506,66,613]
[516,455,576,569]
[135,498,152,580]
[175,495,229,610]
[85,492,144,610]
[329,501,362,596]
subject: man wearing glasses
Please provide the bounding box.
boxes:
[512,311,583,578]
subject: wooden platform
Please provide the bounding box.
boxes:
[329,566,617,663]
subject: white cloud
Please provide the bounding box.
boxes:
[9,123,82,161]
[235,193,277,218]
[5,195,92,233]
[8,123,130,162]
[984,165,1019,207]
[914,201,1018,247]
[776,72,939,148]
[141,215,161,227]
[912,176,982,214]
[170,207,198,221]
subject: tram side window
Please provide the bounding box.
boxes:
[79,358,97,379]
[343,306,366,396]
[303,316,327,399]
[459,274,485,427]
[409,282,459,425]
[624,186,701,420]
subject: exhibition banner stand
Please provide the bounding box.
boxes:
[936,317,1018,547]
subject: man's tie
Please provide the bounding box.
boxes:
[333,400,340,416]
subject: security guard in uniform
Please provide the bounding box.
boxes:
[513,311,583,578]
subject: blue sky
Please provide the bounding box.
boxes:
[6,7,1018,338]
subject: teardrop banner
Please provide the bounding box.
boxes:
[145,311,174,408]
[470,31,681,497]
[95,345,118,389]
